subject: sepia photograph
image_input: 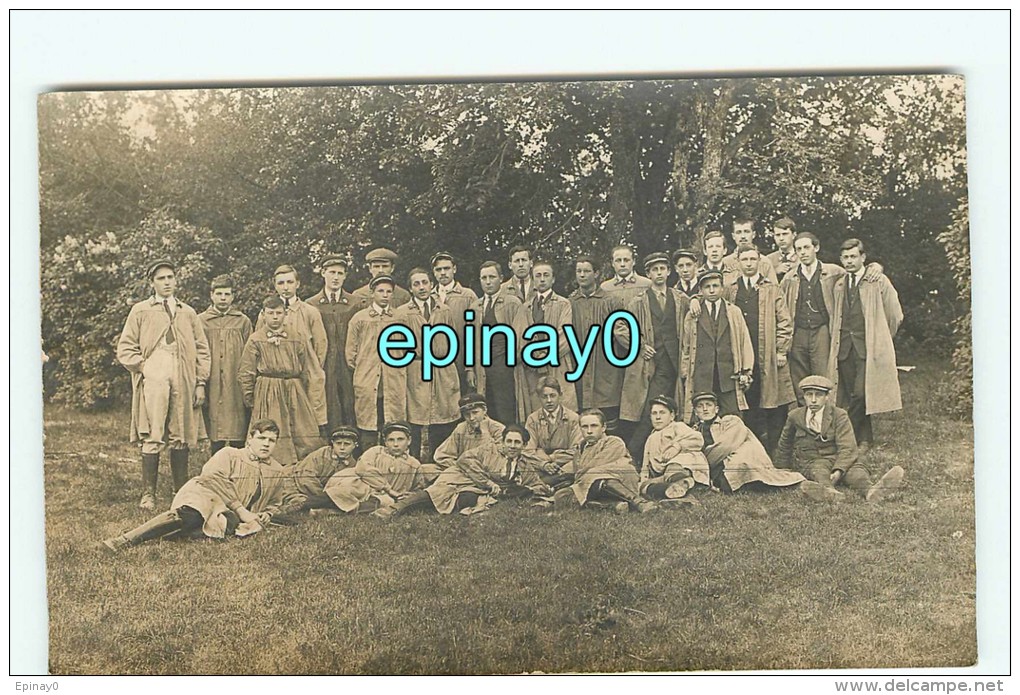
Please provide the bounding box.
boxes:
[35,71,977,675]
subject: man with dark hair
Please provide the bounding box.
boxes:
[375,424,552,518]
[569,255,624,423]
[307,254,359,433]
[101,419,288,551]
[346,275,408,447]
[826,238,903,449]
[351,247,411,308]
[430,393,507,480]
[514,260,577,422]
[238,296,323,465]
[117,260,211,510]
[766,217,798,281]
[431,251,479,392]
[501,245,535,302]
[524,375,582,489]
[601,245,653,303]
[724,244,797,454]
[721,215,778,285]
[616,252,690,462]
[672,248,701,298]
[395,267,461,462]
[679,269,755,421]
[469,261,523,425]
[199,274,252,454]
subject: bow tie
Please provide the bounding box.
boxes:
[267,330,287,340]
[371,308,393,317]
[614,276,635,286]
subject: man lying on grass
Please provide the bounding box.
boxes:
[554,410,658,514]
[374,425,553,518]
[102,419,288,552]
[777,375,905,503]
[277,425,359,516]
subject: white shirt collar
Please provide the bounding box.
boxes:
[808,406,825,429]
[800,261,820,281]
[744,274,761,288]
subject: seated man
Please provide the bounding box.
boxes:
[279,426,359,516]
[321,421,424,515]
[555,410,657,514]
[376,425,552,518]
[640,395,710,502]
[427,393,506,481]
[776,376,905,503]
[102,419,288,551]
[691,391,806,493]
[523,376,582,490]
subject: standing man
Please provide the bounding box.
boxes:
[826,238,903,449]
[679,269,755,422]
[395,267,461,463]
[501,245,535,303]
[469,261,523,425]
[256,264,328,431]
[779,232,845,404]
[600,245,652,304]
[672,248,701,299]
[725,245,797,454]
[117,260,211,510]
[352,247,411,308]
[306,254,359,433]
[568,255,624,425]
[721,213,778,285]
[766,217,798,281]
[515,260,577,422]
[199,274,252,454]
[431,251,479,391]
[700,231,729,277]
[615,252,690,462]
[345,275,407,447]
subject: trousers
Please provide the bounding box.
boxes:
[141,342,185,455]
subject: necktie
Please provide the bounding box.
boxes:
[284,298,291,310]
[519,279,527,299]
[483,295,492,316]
[423,300,431,321]
[331,293,338,304]
[655,291,665,310]
[533,293,545,323]
[162,300,175,344]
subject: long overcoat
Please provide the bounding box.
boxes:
[569,435,641,505]
[470,289,525,402]
[117,297,211,447]
[679,301,755,421]
[393,298,461,426]
[641,421,710,488]
[524,406,582,472]
[426,441,549,515]
[306,288,359,430]
[199,307,252,442]
[324,445,423,512]
[568,288,625,409]
[614,288,690,423]
[345,304,408,431]
[514,291,578,421]
[702,415,805,491]
[826,273,903,415]
[723,278,797,409]
[255,298,328,424]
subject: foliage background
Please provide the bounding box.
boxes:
[38,75,970,410]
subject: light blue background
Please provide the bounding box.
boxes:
[10,10,1009,676]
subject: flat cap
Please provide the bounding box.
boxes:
[329,426,359,442]
[671,248,699,264]
[369,274,395,290]
[798,375,834,393]
[649,394,678,412]
[458,392,487,411]
[320,255,349,270]
[643,251,671,270]
[381,420,412,437]
[146,259,176,280]
[697,269,724,286]
[691,391,718,405]
[365,247,398,263]
[431,251,454,266]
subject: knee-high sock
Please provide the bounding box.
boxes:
[169,449,190,492]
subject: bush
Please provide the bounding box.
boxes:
[935,198,972,419]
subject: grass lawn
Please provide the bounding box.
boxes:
[43,358,976,674]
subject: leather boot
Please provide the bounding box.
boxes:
[102,511,185,552]
[169,449,190,492]
[139,453,160,509]
[602,479,657,513]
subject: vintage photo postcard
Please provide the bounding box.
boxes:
[38,74,973,674]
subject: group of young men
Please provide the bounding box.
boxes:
[104,213,907,551]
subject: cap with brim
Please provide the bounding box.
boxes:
[147,259,176,280]
[643,252,671,270]
[672,249,699,264]
[369,274,395,290]
[649,394,677,412]
[366,248,398,263]
[691,391,718,405]
[697,269,724,287]
[321,255,349,270]
[329,426,359,442]
[798,375,834,393]
[431,251,454,266]
[381,421,412,437]
[458,393,487,411]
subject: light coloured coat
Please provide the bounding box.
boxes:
[701,415,805,491]
[345,304,408,431]
[724,277,797,408]
[469,289,524,400]
[394,298,461,426]
[256,298,328,423]
[514,291,578,421]
[641,421,710,488]
[199,307,252,442]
